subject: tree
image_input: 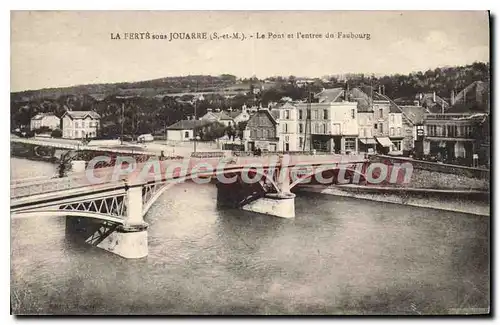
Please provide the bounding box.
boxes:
[57,151,73,178]
[51,128,63,138]
[236,121,248,140]
[200,122,226,141]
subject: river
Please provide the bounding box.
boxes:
[10,158,490,315]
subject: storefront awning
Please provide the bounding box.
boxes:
[359,138,377,145]
[375,137,394,147]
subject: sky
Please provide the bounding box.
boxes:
[10,11,490,92]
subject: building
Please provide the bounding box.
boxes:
[244,109,279,152]
[227,105,251,125]
[416,92,450,113]
[200,109,234,127]
[420,81,490,166]
[347,87,404,154]
[165,118,207,141]
[30,112,60,131]
[62,111,100,139]
[294,88,359,153]
[349,91,376,152]
[398,105,426,152]
[271,102,299,151]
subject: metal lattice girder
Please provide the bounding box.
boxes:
[59,194,127,218]
[85,221,119,246]
[142,182,167,206]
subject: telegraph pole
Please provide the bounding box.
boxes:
[193,80,198,153]
[120,102,124,145]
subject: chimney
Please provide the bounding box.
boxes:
[242,104,247,113]
[433,92,436,102]
[451,90,455,105]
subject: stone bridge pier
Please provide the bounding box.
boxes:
[96,184,149,259]
[216,154,296,219]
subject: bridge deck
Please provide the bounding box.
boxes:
[11,155,367,203]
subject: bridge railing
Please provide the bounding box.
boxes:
[10,172,122,199]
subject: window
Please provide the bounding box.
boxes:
[82,121,86,128]
[447,125,457,137]
[345,138,356,151]
[322,123,327,134]
[351,109,355,119]
[390,114,395,123]
[299,110,303,120]
[285,110,290,119]
[263,129,268,138]
[390,127,395,136]
[307,110,311,119]
[299,137,303,148]
[251,129,257,138]
[299,123,303,133]
[283,123,288,133]
[314,123,319,133]
[323,109,328,119]
[379,123,384,133]
[184,131,189,138]
[75,122,79,128]
[313,110,318,120]
[392,141,402,151]
[379,109,383,119]
[363,128,367,137]
[397,127,401,136]
[374,123,378,129]
[427,125,438,136]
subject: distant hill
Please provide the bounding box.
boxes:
[11,74,246,102]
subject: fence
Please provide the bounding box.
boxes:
[231,150,332,157]
[370,154,490,180]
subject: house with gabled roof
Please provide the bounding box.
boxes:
[30,112,60,131]
[166,118,209,141]
[244,108,279,152]
[62,110,101,139]
[200,109,235,127]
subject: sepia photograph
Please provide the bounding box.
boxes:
[9,10,490,315]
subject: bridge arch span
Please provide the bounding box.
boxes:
[141,167,280,216]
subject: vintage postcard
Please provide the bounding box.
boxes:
[10,10,490,315]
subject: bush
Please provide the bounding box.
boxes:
[34,126,51,134]
[51,128,63,138]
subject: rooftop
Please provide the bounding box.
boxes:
[63,111,101,119]
[166,119,209,130]
[31,112,57,120]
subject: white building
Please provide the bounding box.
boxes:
[62,111,101,139]
[388,109,404,153]
[166,119,207,141]
[271,102,299,151]
[295,88,359,153]
[30,113,60,131]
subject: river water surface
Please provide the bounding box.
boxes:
[10,158,490,315]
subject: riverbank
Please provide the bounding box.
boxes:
[296,185,490,216]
